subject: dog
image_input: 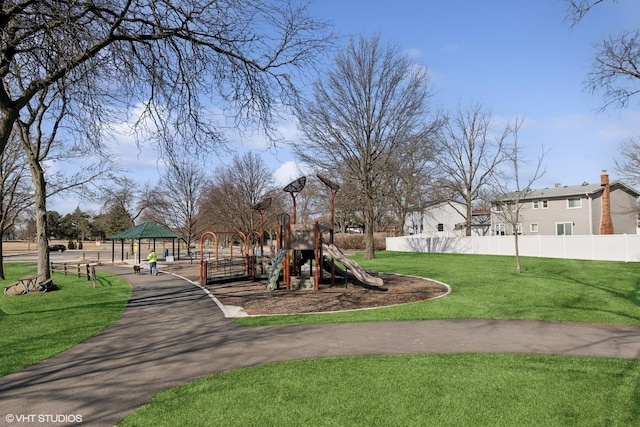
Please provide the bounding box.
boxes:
[133,265,141,275]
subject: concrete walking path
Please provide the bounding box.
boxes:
[1,266,640,426]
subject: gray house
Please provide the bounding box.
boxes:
[491,171,640,236]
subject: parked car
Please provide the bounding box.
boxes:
[48,244,66,252]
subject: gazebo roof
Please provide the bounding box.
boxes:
[109,222,179,240]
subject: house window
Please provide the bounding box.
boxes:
[556,222,573,235]
[437,223,444,232]
[495,223,505,235]
[542,200,549,209]
[567,197,582,209]
[515,223,522,234]
[530,223,538,233]
[533,200,539,209]
[495,202,515,212]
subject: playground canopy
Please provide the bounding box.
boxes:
[109,222,180,262]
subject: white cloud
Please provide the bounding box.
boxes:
[273,161,304,186]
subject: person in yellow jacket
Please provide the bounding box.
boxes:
[146,250,158,276]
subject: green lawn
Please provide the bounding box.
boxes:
[4,254,640,426]
[236,252,640,326]
[0,263,131,375]
[118,252,640,426]
[119,354,640,427]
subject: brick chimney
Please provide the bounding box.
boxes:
[599,170,614,234]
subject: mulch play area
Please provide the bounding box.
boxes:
[161,262,449,315]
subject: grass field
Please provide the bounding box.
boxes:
[118,354,640,427]
[236,252,640,326]
[0,263,131,375]
[1,240,111,253]
[4,252,640,426]
[117,252,640,426]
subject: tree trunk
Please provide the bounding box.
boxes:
[465,201,472,236]
[514,231,521,274]
[30,162,51,282]
[364,189,376,259]
[0,237,5,280]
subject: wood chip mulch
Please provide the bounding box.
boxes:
[161,262,449,315]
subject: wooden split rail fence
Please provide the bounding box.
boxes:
[50,262,98,288]
[4,262,99,296]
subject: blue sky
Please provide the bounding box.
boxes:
[304,0,640,188]
[51,0,640,214]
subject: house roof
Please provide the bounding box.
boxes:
[109,222,179,240]
[472,209,491,216]
[495,181,640,202]
[408,199,465,211]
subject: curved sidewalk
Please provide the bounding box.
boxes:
[1,266,640,426]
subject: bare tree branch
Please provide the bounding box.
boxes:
[492,117,547,274]
[565,0,610,26]
[588,30,640,110]
[0,0,335,156]
[295,34,435,258]
[434,103,508,236]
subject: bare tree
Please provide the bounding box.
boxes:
[586,30,640,110]
[382,129,441,235]
[0,134,32,279]
[492,117,546,274]
[201,152,283,233]
[434,103,509,236]
[142,160,207,251]
[333,175,365,233]
[16,84,113,281]
[566,0,640,109]
[565,1,640,188]
[1,0,330,282]
[294,34,435,258]
[101,177,149,230]
[0,1,333,159]
[615,137,640,187]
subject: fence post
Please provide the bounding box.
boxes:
[90,265,97,288]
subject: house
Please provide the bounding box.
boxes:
[491,171,640,236]
[405,201,491,236]
[455,209,492,236]
[405,200,465,236]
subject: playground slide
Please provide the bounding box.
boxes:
[266,248,286,290]
[321,243,384,287]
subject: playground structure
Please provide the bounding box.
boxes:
[198,174,384,290]
[198,231,263,284]
[266,219,383,291]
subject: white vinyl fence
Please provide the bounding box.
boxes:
[386,234,640,262]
